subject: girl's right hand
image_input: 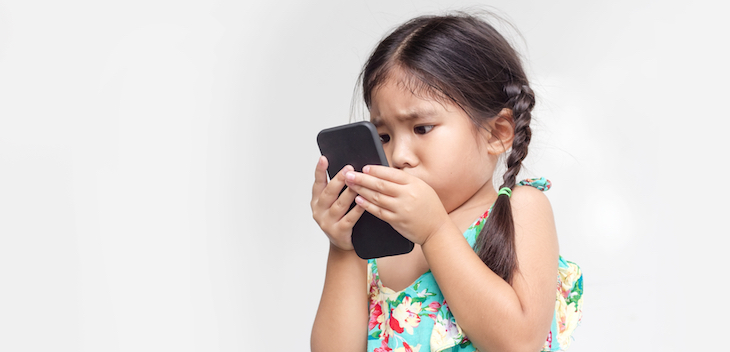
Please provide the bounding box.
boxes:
[311,156,365,251]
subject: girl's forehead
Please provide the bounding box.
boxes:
[372,81,437,109]
[372,80,452,114]
[369,83,463,127]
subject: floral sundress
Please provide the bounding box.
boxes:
[366,178,584,352]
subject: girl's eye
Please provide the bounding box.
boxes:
[379,134,391,143]
[414,125,434,134]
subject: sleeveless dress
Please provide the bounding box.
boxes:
[366,178,584,352]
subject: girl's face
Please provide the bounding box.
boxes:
[369,75,500,214]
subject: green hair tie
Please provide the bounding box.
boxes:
[497,187,512,198]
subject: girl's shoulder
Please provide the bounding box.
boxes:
[510,178,555,220]
[510,177,557,245]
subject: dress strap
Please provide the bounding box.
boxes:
[517,177,551,191]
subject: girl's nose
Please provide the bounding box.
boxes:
[389,137,417,169]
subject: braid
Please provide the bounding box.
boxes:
[500,83,534,189]
[475,83,535,284]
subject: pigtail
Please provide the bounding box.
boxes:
[474,83,534,284]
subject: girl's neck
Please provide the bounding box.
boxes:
[447,177,498,232]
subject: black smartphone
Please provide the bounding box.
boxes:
[317,121,414,259]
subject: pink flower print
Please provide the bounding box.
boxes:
[369,302,385,331]
[423,301,441,320]
[425,301,441,312]
[546,330,552,349]
[374,335,392,352]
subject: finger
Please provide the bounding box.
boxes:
[318,164,354,208]
[330,185,358,219]
[348,181,396,212]
[312,156,329,199]
[339,203,366,229]
[345,170,398,197]
[355,195,394,222]
[363,165,411,184]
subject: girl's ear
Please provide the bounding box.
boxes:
[485,108,515,155]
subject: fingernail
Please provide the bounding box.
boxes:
[345,172,355,181]
[363,165,370,173]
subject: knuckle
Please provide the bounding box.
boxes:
[347,214,359,225]
[312,210,325,223]
[372,207,382,218]
[322,188,337,200]
[379,209,389,219]
[335,194,349,208]
[334,198,344,209]
[407,190,418,200]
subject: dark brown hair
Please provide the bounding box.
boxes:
[360,12,535,284]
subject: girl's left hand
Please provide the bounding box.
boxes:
[344,165,451,245]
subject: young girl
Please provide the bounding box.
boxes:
[311,12,583,352]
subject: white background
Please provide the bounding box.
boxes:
[1,0,728,351]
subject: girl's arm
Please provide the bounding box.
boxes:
[310,156,369,350]
[310,244,368,351]
[421,186,558,352]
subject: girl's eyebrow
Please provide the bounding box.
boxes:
[372,108,438,127]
